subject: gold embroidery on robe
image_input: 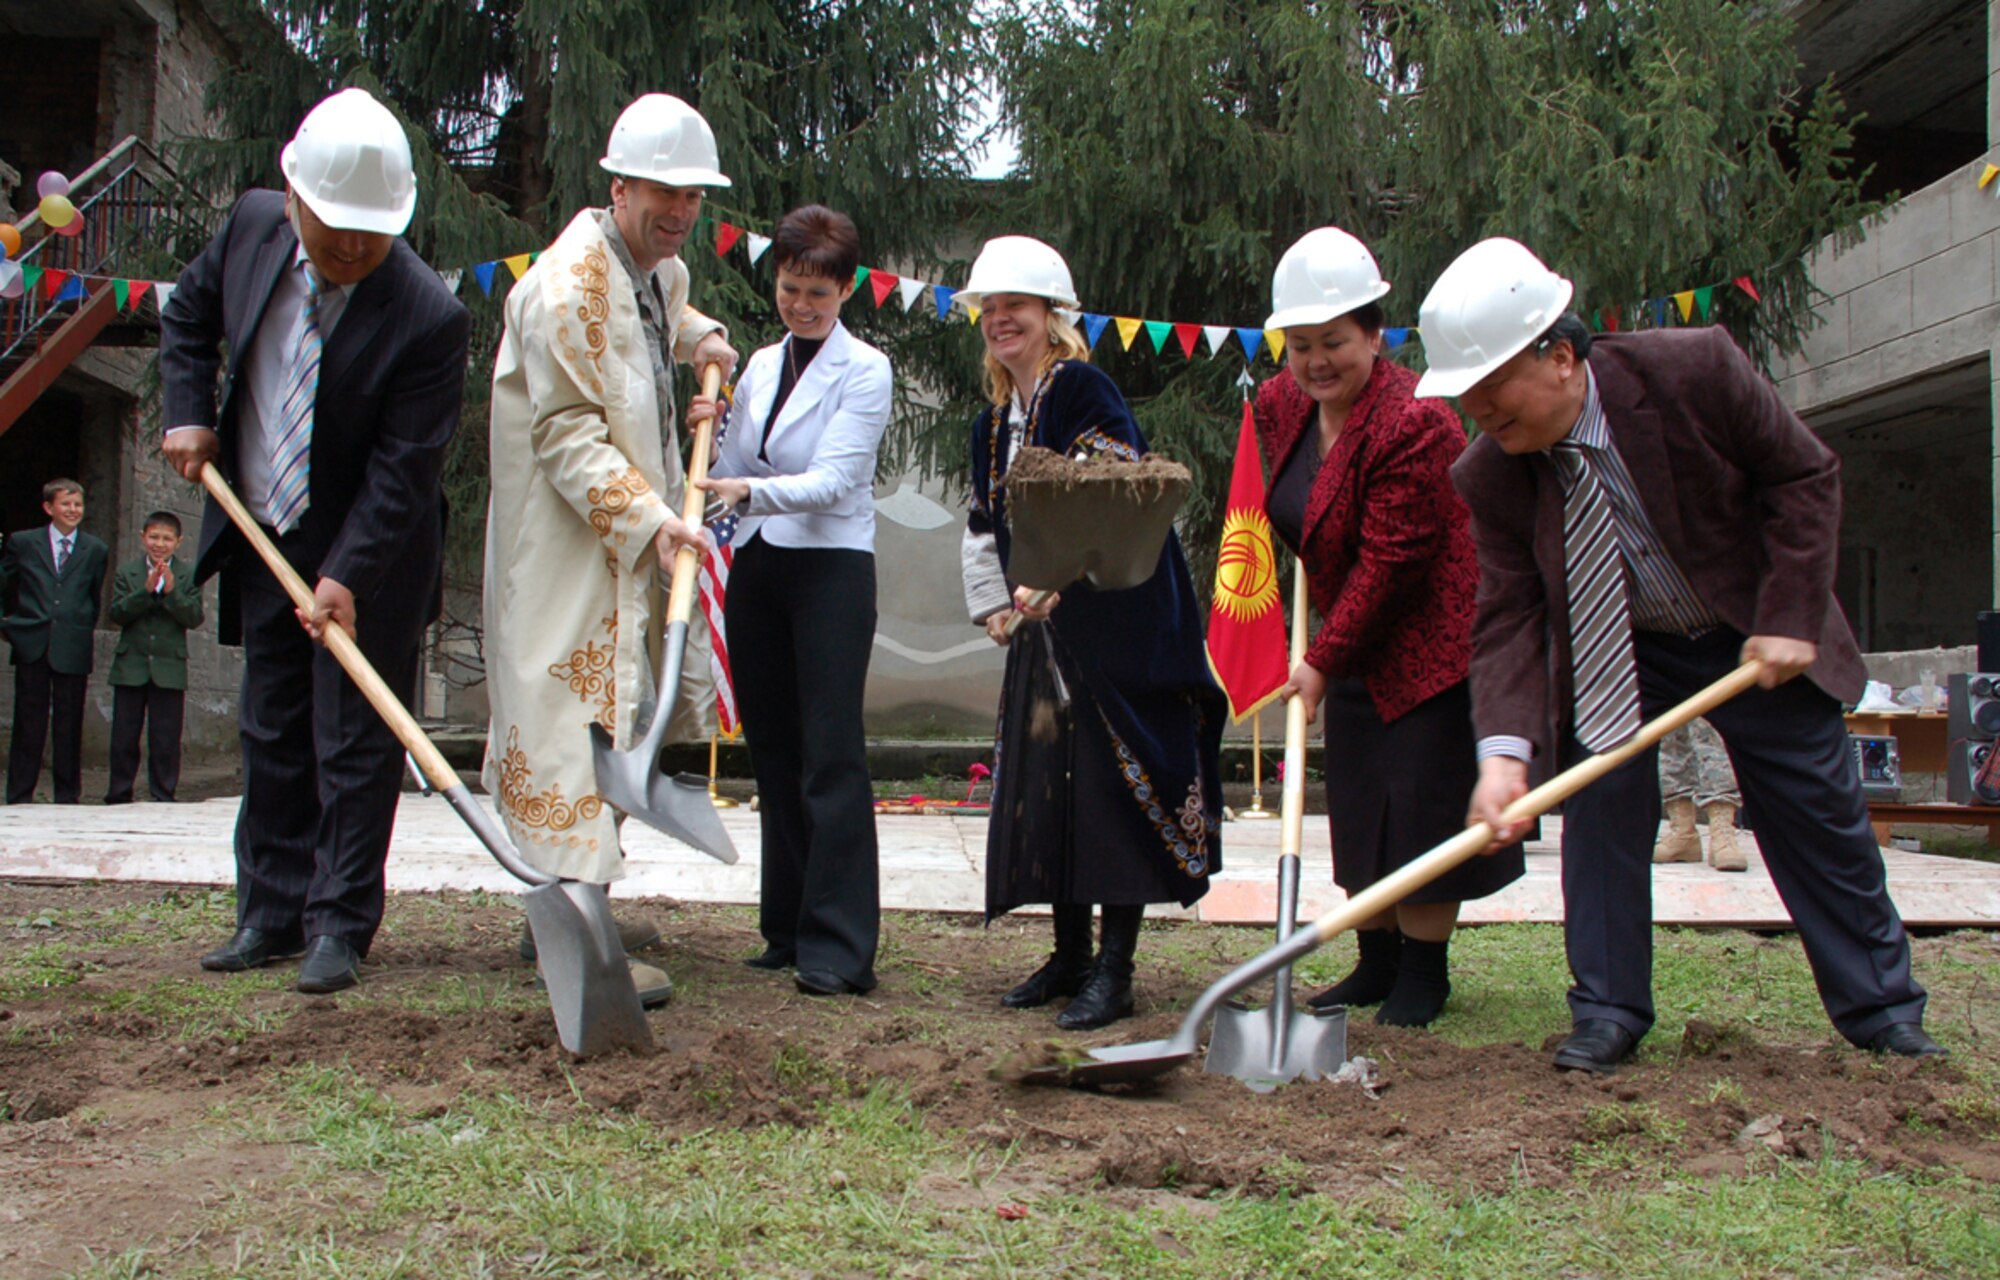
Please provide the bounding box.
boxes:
[493,726,604,849]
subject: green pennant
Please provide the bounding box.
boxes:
[22,264,41,293]
[1143,319,1172,353]
[855,265,870,288]
[113,278,130,311]
[1590,309,1601,331]
[1694,285,1714,320]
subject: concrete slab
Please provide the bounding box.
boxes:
[3,795,1999,929]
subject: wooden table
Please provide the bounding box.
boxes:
[1841,711,2000,844]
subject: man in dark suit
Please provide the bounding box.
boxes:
[159,87,470,995]
[1416,237,1939,1071]
[1,478,110,804]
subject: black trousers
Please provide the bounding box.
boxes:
[726,537,881,989]
[106,682,186,803]
[232,529,421,955]
[7,655,87,804]
[1559,628,1926,1045]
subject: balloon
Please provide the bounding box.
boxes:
[0,224,17,259]
[37,171,70,199]
[0,260,22,299]
[54,213,85,238]
[37,193,76,229]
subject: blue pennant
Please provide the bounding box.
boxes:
[1235,327,1265,361]
[932,285,957,320]
[1383,327,1409,350]
[1082,313,1110,349]
[474,261,498,297]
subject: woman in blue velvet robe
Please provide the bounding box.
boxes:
[958,237,1225,1031]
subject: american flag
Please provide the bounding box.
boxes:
[700,401,741,736]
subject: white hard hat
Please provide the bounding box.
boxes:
[1264,227,1392,330]
[957,235,1079,310]
[280,88,417,237]
[600,94,731,188]
[1413,237,1575,399]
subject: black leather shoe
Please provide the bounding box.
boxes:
[744,948,796,971]
[795,968,865,996]
[296,936,362,994]
[1001,953,1093,1009]
[1870,1023,1947,1059]
[1553,1019,1639,1074]
[200,928,303,973]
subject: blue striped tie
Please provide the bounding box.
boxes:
[1553,441,1642,751]
[267,266,321,533]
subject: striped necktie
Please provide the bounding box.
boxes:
[1553,440,1642,751]
[267,265,321,534]
[55,535,72,573]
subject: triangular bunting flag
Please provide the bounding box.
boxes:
[1694,285,1714,319]
[475,261,498,296]
[1383,327,1408,350]
[855,265,870,289]
[152,282,173,313]
[503,253,531,281]
[869,270,898,308]
[1602,307,1619,333]
[1981,163,1998,190]
[933,285,956,319]
[54,276,86,302]
[1171,322,1200,358]
[128,280,151,311]
[42,268,68,300]
[1083,313,1111,349]
[745,232,772,266]
[1264,330,1286,362]
[528,251,541,264]
[966,305,980,326]
[896,276,926,311]
[112,278,130,311]
[1673,291,1696,323]
[1235,328,1264,361]
[438,268,463,294]
[1733,276,1761,303]
[1590,309,1602,330]
[715,222,744,257]
[1203,325,1231,358]
[1143,320,1172,353]
[1647,298,1668,328]
[1115,317,1143,351]
[22,264,42,295]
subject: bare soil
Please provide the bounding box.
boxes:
[2,880,1996,1275]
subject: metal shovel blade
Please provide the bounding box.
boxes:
[1003,447,1192,592]
[1204,999,1348,1093]
[590,723,739,863]
[525,878,653,1057]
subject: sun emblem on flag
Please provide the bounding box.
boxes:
[1214,508,1279,622]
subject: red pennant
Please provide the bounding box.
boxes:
[715,222,744,257]
[869,270,898,308]
[42,268,68,300]
[1733,276,1761,303]
[1172,322,1200,358]
[1601,306,1619,333]
[128,280,151,310]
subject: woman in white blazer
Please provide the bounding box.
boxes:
[691,205,893,997]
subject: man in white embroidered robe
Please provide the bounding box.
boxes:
[483,95,739,996]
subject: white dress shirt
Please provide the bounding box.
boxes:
[166,245,354,526]
[712,320,893,553]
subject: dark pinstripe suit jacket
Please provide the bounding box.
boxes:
[158,190,471,637]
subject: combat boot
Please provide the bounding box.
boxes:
[1704,801,1747,872]
[1653,797,1702,863]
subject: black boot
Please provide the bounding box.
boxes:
[1306,927,1401,1009]
[1057,905,1140,1030]
[1002,903,1094,1008]
[1376,936,1451,1027]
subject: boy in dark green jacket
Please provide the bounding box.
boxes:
[105,511,203,803]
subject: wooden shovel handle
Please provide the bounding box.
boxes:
[1308,659,1765,945]
[198,462,459,793]
[665,363,726,628]
[1279,561,1310,860]
[1000,588,1057,638]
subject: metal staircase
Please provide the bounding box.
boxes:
[0,137,194,438]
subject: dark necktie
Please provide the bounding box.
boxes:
[55,535,72,574]
[1552,441,1641,751]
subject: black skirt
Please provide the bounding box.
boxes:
[1322,678,1524,904]
[986,622,1206,918]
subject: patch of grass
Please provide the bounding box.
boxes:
[94,973,297,1042]
[0,942,96,1000]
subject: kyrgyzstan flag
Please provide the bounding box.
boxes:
[1205,398,1289,720]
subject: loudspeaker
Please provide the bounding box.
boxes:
[1945,673,2000,804]
[1848,734,1901,801]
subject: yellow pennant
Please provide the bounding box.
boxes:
[1673,291,1696,323]
[1116,316,1143,351]
[1981,163,1999,190]
[1264,329,1286,363]
[504,253,533,280]
[967,305,981,325]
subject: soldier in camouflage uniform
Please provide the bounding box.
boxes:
[1654,718,1745,871]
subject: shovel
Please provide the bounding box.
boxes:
[589,363,739,864]
[1021,658,1766,1088]
[1203,560,1345,1090]
[999,445,1193,634]
[198,463,651,1059]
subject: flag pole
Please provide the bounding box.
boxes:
[707,733,740,809]
[1239,709,1277,820]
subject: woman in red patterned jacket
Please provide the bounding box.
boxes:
[1256,228,1523,1027]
